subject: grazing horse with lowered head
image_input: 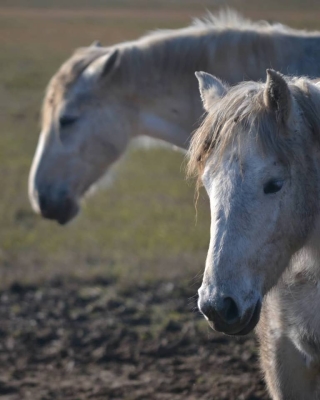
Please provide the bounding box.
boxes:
[187,69,320,399]
[29,10,320,224]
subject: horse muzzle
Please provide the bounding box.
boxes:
[198,291,262,336]
[35,191,79,225]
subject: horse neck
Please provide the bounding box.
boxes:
[116,35,210,149]
[114,27,320,149]
[136,84,203,150]
[289,215,320,281]
[289,148,320,280]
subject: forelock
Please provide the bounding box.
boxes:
[188,82,265,180]
[41,47,109,127]
[187,77,316,187]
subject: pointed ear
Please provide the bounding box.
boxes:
[99,49,120,79]
[90,40,102,47]
[87,49,120,81]
[264,69,292,124]
[195,71,228,111]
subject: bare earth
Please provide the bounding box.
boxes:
[0,277,268,400]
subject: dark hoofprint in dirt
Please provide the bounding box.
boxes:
[0,278,268,400]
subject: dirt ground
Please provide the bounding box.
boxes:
[0,277,268,400]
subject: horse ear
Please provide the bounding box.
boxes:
[92,49,120,81]
[264,69,292,124]
[100,49,120,79]
[90,40,102,47]
[195,71,228,111]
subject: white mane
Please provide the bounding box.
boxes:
[192,9,287,31]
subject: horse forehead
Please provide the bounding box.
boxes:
[203,138,262,174]
[67,71,94,99]
[202,154,239,194]
[203,148,272,198]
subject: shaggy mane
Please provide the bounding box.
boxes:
[192,9,287,31]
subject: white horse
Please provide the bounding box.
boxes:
[29,10,320,224]
[188,69,320,399]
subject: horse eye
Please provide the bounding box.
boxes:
[59,115,77,128]
[263,180,283,195]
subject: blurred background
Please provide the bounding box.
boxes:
[0,1,319,399]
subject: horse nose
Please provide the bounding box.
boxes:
[198,287,262,336]
[38,192,58,218]
[217,296,240,324]
[37,191,79,225]
[38,193,49,214]
[199,295,240,326]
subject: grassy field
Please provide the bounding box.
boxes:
[1,0,320,289]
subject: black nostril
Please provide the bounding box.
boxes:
[199,295,241,326]
[222,297,239,324]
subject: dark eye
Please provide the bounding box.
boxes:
[263,180,284,194]
[59,115,77,128]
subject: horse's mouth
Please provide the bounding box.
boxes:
[40,199,80,225]
[230,300,261,336]
[208,299,262,336]
[56,206,79,225]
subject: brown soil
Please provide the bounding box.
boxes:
[0,277,268,399]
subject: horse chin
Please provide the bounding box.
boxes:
[56,202,80,225]
[208,299,262,337]
[40,199,80,225]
